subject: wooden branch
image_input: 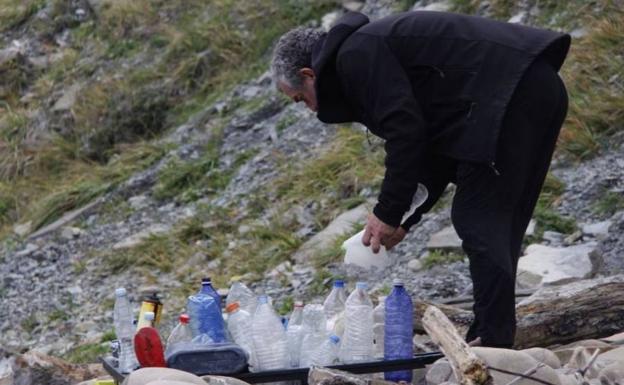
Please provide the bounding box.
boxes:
[422,305,491,385]
[414,275,624,349]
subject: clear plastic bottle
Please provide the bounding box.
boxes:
[251,295,288,371]
[310,335,340,366]
[165,314,193,356]
[373,296,386,359]
[339,282,374,364]
[187,279,226,342]
[323,280,347,332]
[384,279,414,382]
[226,302,254,363]
[226,281,257,315]
[299,304,328,368]
[286,301,304,367]
[113,287,139,373]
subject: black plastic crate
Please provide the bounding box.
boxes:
[101,352,443,385]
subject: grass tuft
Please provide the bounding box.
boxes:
[421,249,466,269]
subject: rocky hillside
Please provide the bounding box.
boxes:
[0,0,622,365]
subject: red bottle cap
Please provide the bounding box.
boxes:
[179,314,190,324]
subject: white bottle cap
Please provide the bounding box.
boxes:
[356,282,368,290]
[144,311,155,321]
[115,288,127,297]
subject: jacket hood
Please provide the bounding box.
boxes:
[312,12,369,124]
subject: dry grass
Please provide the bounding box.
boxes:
[559,6,624,158]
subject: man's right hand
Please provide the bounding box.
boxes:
[385,226,407,251]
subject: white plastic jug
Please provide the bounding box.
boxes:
[342,184,428,269]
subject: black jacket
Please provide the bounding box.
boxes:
[312,11,570,227]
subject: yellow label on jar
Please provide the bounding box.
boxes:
[136,301,156,330]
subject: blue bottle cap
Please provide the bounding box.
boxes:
[334,280,345,288]
[329,334,340,344]
[393,279,404,286]
[258,295,268,304]
[356,282,367,290]
[115,288,127,297]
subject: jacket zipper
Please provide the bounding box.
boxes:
[490,162,501,176]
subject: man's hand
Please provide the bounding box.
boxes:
[362,213,397,253]
[385,226,407,251]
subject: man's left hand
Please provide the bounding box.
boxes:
[362,213,396,253]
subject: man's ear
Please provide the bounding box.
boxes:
[298,67,315,80]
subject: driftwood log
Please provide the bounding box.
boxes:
[422,306,491,385]
[414,275,624,349]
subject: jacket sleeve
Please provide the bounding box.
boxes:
[336,36,428,227]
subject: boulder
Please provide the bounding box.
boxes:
[471,347,562,385]
[293,203,370,264]
[517,242,600,288]
[582,220,612,237]
[0,348,105,385]
[426,226,462,250]
[521,347,561,369]
[112,224,170,250]
[122,368,207,385]
[52,83,82,112]
[598,363,624,385]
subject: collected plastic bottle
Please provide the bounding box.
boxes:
[286,301,304,367]
[134,312,166,368]
[201,277,222,308]
[299,304,328,368]
[323,280,347,331]
[165,314,193,356]
[226,281,257,315]
[384,279,414,383]
[310,335,341,366]
[187,279,226,342]
[251,295,288,371]
[114,288,139,373]
[373,296,386,359]
[339,282,374,364]
[225,302,254,361]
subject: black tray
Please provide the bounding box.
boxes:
[101,352,443,385]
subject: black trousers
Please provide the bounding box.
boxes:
[450,57,569,347]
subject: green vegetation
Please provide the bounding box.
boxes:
[592,190,624,217]
[20,313,39,333]
[64,341,109,364]
[0,0,45,32]
[421,249,466,269]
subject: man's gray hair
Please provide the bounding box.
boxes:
[271,27,325,89]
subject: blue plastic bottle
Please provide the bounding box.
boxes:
[187,279,225,342]
[384,279,413,382]
[201,277,221,308]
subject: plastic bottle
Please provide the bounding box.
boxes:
[225,302,254,362]
[342,231,391,269]
[251,295,288,371]
[201,277,222,308]
[165,314,193,356]
[134,312,166,368]
[323,280,347,332]
[226,281,257,315]
[339,282,374,364]
[384,279,414,383]
[113,288,139,373]
[286,301,304,367]
[309,335,341,366]
[187,279,226,342]
[299,304,328,368]
[373,296,386,359]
